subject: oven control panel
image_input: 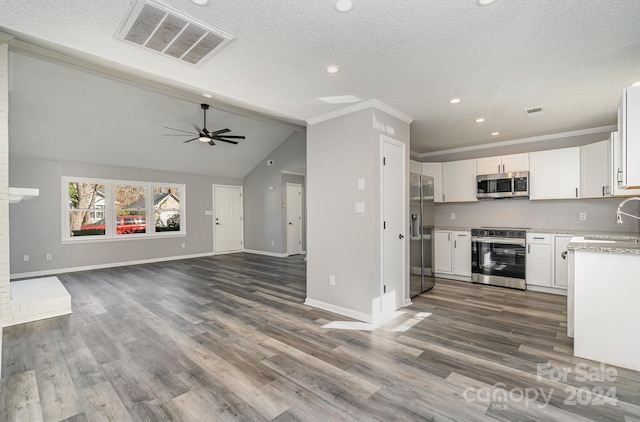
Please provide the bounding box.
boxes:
[471,228,526,239]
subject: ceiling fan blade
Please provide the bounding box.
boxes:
[212,135,245,139]
[208,139,216,146]
[163,134,196,136]
[191,123,205,136]
[209,128,231,135]
[183,137,199,143]
[164,126,195,135]
[216,139,239,145]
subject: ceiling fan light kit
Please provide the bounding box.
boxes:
[163,103,246,147]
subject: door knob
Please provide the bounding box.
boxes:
[399,234,404,239]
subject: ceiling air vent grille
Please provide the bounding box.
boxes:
[116,0,234,65]
[524,106,544,117]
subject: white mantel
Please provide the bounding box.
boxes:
[8,187,39,204]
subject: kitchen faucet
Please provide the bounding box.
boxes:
[615,196,640,224]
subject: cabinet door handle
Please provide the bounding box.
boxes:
[448,233,451,241]
[528,244,531,253]
[617,169,623,184]
[602,186,605,196]
[575,187,578,198]
[533,236,544,240]
[498,165,501,173]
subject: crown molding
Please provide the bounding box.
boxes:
[307,99,413,125]
[413,125,617,159]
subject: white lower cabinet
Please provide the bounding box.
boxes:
[434,231,453,273]
[553,235,573,288]
[452,232,471,277]
[526,232,570,291]
[526,233,552,287]
[435,230,471,278]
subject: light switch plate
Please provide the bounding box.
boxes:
[357,178,365,191]
[355,202,365,213]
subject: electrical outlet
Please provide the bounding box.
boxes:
[181,243,186,249]
[271,240,275,246]
[46,253,52,261]
[23,254,29,262]
[329,275,336,286]
[450,212,456,220]
[579,212,587,221]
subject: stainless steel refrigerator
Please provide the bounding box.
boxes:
[410,172,435,297]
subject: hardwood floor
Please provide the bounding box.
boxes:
[2,253,639,421]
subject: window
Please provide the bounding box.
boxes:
[63,177,185,241]
[68,182,106,237]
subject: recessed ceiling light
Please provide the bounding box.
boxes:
[491,132,500,136]
[450,98,461,104]
[476,0,497,5]
[202,93,212,98]
[334,0,354,13]
[475,118,485,123]
[325,65,340,74]
[191,0,210,5]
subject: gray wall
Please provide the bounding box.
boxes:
[434,197,640,234]
[9,157,241,276]
[306,106,410,321]
[243,130,306,253]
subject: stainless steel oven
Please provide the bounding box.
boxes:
[471,228,527,290]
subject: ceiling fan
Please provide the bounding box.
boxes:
[164,104,246,146]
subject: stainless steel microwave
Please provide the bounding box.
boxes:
[476,171,529,199]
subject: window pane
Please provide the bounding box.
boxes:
[115,211,146,235]
[115,185,146,210]
[154,186,181,232]
[68,182,106,237]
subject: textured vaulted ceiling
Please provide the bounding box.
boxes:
[2,0,640,165]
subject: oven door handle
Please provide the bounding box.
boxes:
[471,237,526,246]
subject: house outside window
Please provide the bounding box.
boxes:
[63,177,185,241]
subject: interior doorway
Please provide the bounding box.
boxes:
[286,183,303,255]
[213,185,244,254]
[380,136,406,316]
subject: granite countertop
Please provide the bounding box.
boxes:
[567,235,640,255]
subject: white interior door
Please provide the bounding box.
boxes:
[286,183,303,255]
[213,185,243,254]
[381,137,406,315]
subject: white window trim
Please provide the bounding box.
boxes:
[62,176,186,242]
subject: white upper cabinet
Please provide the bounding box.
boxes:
[442,159,478,202]
[477,153,529,175]
[611,131,640,196]
[422,162,443,203]
[580,139,611,198]
[529,147,580,200]
[618,84,640,189]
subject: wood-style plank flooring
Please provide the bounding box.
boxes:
[2,253,639,421]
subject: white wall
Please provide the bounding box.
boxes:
[0,35,11,378]
[306,104,411,322]
[9,157,241,277]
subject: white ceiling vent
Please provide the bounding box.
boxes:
[116,0,234,65]
[524,106,544,117]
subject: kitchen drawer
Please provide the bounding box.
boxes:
[527,233,551,244]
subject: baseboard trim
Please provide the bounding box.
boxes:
[243,249,288,258]
[10,252,215,280]
[526,285,567,296]
[435,273,472,283]
[304,298,372,323]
